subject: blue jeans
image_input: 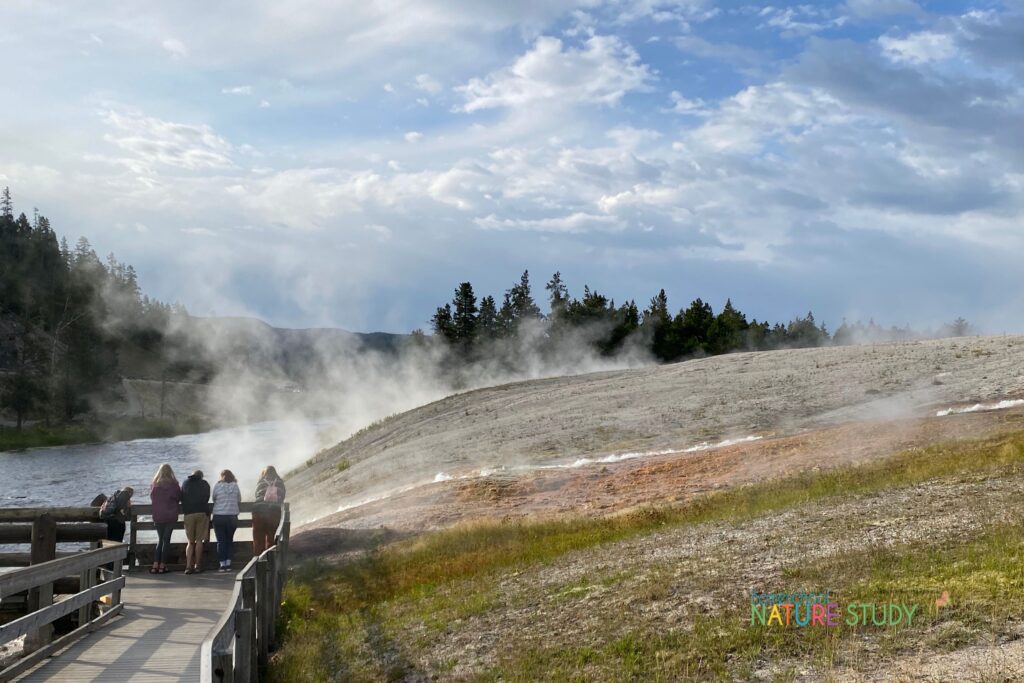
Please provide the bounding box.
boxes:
[154,522,174,563]
[213,515,238,564]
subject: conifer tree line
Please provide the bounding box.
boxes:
[429,270,971,364]
[0,188,206,428]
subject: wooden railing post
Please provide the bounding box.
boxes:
[256,556,270,668]
[77,563,94,626]
[240,576,258,679]
[266,548,278,646]
[23,514,56,653]
[213,650,234,683]
[128,509,138,572]
[234,608,254,683]
[110,548,124,608]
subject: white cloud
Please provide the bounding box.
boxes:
[457,35,653,112]
[181,227,217,236]
[222,85,253,95]
[607,0,719,26]
[364,223,393,239]
[758,6,842,36]
[414,73,442,94]
[844,0,924,19]
[259,99,271,108]
[664,90,707,114]
[688,82,850,153]
[383,82,395,93]
[404,131,423,143]
[475,212,624,233]
[161,38,188,59]
[879,31,957,64]
[101,108,234,171]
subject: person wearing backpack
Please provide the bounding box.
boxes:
[212,469,242,572]
[181,470,211,575]
[252,465,286,555]
[97,487,134,542]
[149,464,181,574]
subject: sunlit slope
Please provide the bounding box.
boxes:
[288,336,1024,522]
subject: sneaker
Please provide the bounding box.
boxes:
[184,568,194,575]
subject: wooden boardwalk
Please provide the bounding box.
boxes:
[12,571,236,682]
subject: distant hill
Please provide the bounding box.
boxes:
[181,316,406,380]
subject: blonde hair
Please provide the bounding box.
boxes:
[152,463,177,486]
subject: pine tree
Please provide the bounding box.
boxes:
[643,289,673,360]
[677,298,715,355]
[508,270,541,321]
[451,282,479,350]
[0,187,12,219]
[545,271,569,319]
[708,298,749,354]
[478,295,498,341]
[430,303,456,343]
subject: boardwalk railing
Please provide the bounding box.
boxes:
[128,502,265,571]
[201,503,290,683]
[0,541,128,682]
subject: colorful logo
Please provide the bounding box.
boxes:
[750,591,921,628]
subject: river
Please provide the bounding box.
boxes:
[0,419,326,509]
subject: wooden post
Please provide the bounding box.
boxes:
[234,608,254,683]
[77,563,94,626]
[24,514,57,653]
[110,550,124,608]
[128,510,138,572]
[213,650,234,683]
[266,548,278,646]
[256,557,269,668]
[241,576,258,679]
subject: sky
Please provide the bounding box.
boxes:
[1,0,1022,333]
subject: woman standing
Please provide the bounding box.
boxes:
[149,464,181,574]
[252,466,286,555]
[212,469,242,572]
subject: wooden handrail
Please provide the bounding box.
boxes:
[201,503,290,683]
[0,508,101,523]
[0,541,127,683]
[0,545,126,598]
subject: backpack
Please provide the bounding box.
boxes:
[99,491,124,520]
[264,480,281,504]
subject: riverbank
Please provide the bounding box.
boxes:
[0,416,212,452]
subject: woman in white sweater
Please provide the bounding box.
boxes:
[211,470,242,572]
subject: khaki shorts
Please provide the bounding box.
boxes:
[184,513,210,542]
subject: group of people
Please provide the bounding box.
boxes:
[96,464,287,574]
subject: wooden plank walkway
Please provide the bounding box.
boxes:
[12,571,236,682]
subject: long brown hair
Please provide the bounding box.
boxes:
[220,469,236,483]
[259,465,279,481]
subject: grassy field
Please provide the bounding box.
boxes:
[270,432,1024,681]
[0,416,211,451]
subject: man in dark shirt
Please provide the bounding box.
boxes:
[181,470,211,574]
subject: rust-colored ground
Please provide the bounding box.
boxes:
[291,406,1024,560]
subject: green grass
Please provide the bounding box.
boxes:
[269,431,1024,682]
[475,521,1024,681]
[0,416,211,451]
